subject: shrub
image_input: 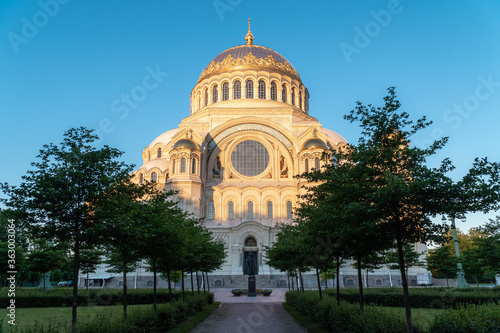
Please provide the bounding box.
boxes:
[286,291,423,333]
[429,303,500,333]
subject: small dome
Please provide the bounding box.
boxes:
[303,139,328,150]
[173,139,199,150]
[149,128,179,148]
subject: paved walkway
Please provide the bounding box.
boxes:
[189,288,307,333]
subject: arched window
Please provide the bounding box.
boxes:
[304,158,309,172]
[233,80,241,99]
[191,158,196,174]
[286,201,293,219]
[147,281,154,287]
[222,82,229,101]
[315,157,320,170]
[246,80,254,99]
[347,279,354,286]
[208,202,215,219]
[376,279,382,286]
[292,88,296,106]
[212,85,218,103]
[299,91,303,110]
[178,198,184,210]
[228,201,234,220]
[204,89,208,106]
[247,201,254,220]
[267,201,273,219]
[139,173,144,184]
[157,147,162,158]
[258,80,266,99]
[282,84,287,103]
[171,159,175,174]
[151,172,157,183]
[270,82,277,101]
[180,158,186,173]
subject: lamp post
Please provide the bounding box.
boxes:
[441,214,469,288]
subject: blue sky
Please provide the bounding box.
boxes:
[1,0,499,231]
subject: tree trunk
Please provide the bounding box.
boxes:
[356,254,364,313]
[181,269,185,300]
[190,271,194,296]
[196,271,200,294]
[153,259,157,311]
[299,271,305,292]
[202,271,206,293]
[167,269,172,297]
[295,273,299,292]
[366,270,369,289]
[287,275,290,291]
[71,233,80,333]
[86,271,89,291]
[122,257,128,320]
[445,278,449,288]
[43,274,46,292]
[396,230,413,333]
[291,274,294,291]
[336,256,341,305]
[206,272,210,293]
[316,267,322,299]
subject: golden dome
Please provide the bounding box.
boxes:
[197,23,300,83]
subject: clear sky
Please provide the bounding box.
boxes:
[1,0,499,231]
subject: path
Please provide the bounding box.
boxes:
[189,288,307,333]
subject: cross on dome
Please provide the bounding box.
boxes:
[245,18,254,45]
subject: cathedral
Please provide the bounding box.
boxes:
[82,22,430,289]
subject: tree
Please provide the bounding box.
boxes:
[94,177,154,319]
[354,252,385,288]
[427,244,457,288]
[79,248,103,290]
[385,243,425,284]
[297,88,500,333]
[0,127,131,333]
[27,241,65,291]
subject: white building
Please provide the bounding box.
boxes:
[81,23,430,289]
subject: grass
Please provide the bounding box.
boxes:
[0,302,221,332]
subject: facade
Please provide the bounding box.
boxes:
[81,23,430,289]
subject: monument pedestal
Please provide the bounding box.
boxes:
[247,275,256,297]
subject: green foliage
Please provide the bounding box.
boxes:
[286,291,424,333]
[429,303,500,333]
[323,288,500,309]
[427,245,457,282]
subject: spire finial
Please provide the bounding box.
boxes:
[245,18,254,45]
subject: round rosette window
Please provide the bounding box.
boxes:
[231,140,269,177]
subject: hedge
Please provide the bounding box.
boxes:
[0,289,195,308]
[324,287,500,309]
[286,291,425,333]
[429,303,500,333]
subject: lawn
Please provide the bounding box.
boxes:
[0,302,220,332]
